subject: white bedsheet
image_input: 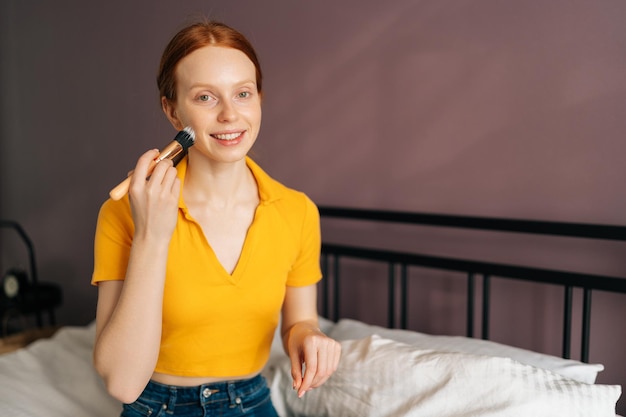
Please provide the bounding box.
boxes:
[0,323,621,417]
[0,323,122,417]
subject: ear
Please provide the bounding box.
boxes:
[161,96,184,131]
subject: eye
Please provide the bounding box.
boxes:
[237,91,251,99]
[198,94,212,102]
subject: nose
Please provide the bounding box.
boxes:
[217,100,238,123]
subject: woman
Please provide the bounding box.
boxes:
[92,20,341,417]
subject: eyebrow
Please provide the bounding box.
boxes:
[188,80,257,91]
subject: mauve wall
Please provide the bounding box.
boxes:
[1,0,625,411]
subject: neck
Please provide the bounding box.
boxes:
[183,155,257,209]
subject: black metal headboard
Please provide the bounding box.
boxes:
[317,206,626,363]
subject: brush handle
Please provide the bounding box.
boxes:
[108,139,187,201]
[109,160,157,200]
[109,176,132,201]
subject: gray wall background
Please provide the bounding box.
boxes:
[1,0,625,411]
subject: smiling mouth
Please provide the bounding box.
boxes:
[212,132,243,141]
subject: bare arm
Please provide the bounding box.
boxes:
[93,150,180,404]
[281,284,341,398]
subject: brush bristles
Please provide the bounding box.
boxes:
[174,127,196,150]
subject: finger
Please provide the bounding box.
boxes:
[310,344,329,388]
[308,340,342,391]
[144,159,177,199]
[289,352,303,393]
[149,157,174,184]
[170,177,181,199]
[161,164,181,196]
[299,345,318,397]
[130,149,159,186]
[326,340,340,374]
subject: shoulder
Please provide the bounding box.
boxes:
[98,195,131,221]
[96,195,134,238]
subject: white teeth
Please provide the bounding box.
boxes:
[214,132,241,140]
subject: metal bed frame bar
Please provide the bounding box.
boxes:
[318,206,626,362]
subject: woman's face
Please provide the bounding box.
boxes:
[164,45,262,164]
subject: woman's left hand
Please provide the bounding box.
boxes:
[285,323,342,398]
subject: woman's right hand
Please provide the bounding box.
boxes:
[128,149,181,241]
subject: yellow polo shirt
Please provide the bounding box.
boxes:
[92,157,322,377]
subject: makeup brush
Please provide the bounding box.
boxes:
[109,127,196,200]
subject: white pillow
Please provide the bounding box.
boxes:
[329,318,603,384]
[278,335,621,417]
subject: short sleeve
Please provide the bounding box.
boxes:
[91,197,134,285]
[285,195,322,287]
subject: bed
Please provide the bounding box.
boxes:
[0,206,624,416]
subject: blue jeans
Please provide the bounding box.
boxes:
[121,374,279,417]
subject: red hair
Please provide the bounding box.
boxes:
[157,21,263,102]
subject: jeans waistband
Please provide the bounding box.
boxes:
[143,374,267,407]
